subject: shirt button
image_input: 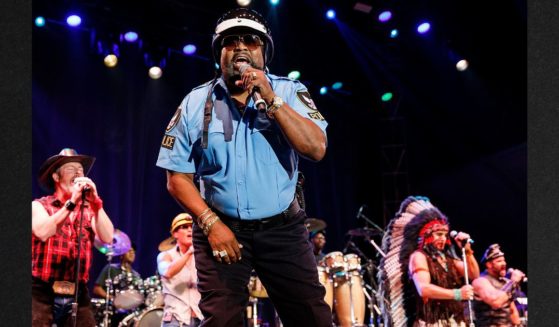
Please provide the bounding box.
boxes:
[238,181,243,185]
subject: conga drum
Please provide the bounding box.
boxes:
[333,254,365,327]
[317,265,333,311]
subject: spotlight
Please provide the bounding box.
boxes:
[104,54,118,68]
[270,0,280,5]
[381,92,393,102]
[456,59,469,71]
[326,9,336,20]
[390,29,399,38]
[319,86,328,95]
[123,31,138,43]
[66,14,82,27]
[149,66,163,79]
[35,16,46,27]
[332,82,343,90]
[237,0,252,6]
[287,71,301,80]
[182,44,197,55]
[144,45,169,79]
[96,39,120,67]
[417,22,431,34]
[378,11,392,23]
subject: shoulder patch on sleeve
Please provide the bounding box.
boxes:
[166,107,182,132]
[161,134,176,150]
[296,91,318,110]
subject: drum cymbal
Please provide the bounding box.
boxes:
[158,237,177,252]
[346,227,381,237]
[304,218,327,233]
[94,229,131,256]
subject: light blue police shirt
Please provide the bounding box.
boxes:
[156,74,327,220]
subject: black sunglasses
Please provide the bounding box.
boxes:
[221,34,264,50]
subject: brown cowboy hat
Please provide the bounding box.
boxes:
[38,148,96,192]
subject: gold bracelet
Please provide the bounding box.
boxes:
[198,208,211,220]
[202,216,220,236]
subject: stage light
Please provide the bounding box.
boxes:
[332,82,343,90]
[96,39,120,67]
[183,44,197,55]
[149,66,163,79]
[390,29,399,38]
[456,59,469,71]
[417,22,431,34]
[66,14,82,27]
[215,63,220,70]
[237,0,251,6]
[288,71,301,80]
[381,92,393,102]
[378,11,392,23]
[35,16,46,27]
[270,0,280,6]
[326,9,336,20]
[320,86,328,95]
[124,31,138,43]
[104,54,118,68]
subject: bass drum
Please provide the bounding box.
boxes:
[133,307,163,327]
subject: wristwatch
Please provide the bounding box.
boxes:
[64,200,76,211]
[266,96,284,118]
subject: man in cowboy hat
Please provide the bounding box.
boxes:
[472,244,526,327]
[156,7,331,326]
[157,213,203,327]
[32,148,114,327]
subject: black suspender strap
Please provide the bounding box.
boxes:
[201,79,218,149]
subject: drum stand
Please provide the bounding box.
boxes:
[101,247,115,327]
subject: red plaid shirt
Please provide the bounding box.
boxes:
[32,195,95,283]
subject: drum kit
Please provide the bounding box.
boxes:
[91,230,164,327]
[312,219,384,327]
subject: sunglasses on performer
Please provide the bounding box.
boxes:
[221,34,264,50]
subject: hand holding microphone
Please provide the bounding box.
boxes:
[507,268,527,283]
[236,63,268,112]
[450,230,474,247]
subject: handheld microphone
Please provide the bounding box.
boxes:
[238,63,267,112]
[450,230,474,245]
[507,268,528,283]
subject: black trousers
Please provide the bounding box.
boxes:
[193,209,333,327]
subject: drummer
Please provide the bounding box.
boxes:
[93,243,142,327]
[310,230,327,264]
[157,213,203,327]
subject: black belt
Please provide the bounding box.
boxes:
[214,199,302,232]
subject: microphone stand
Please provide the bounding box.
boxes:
[102,248,114,327]
[357,212,385,235]
[72,192,87,327]
[460,245,475,327]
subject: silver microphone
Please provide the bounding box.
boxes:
[507,268,527,282]
[450,230,474,245]
[238,63,267,112]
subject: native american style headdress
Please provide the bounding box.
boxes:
[376,196,458,327]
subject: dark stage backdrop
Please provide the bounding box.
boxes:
[32,0,526,293]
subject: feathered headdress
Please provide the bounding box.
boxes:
[376,196,453,327]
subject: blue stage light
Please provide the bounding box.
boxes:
[320,86,328,95]
[326,9,336,20]
[378,11,392,23]
[417,22,431,34]
[270,0,280,6]
[124,31,138,43]
[35,16,46,27]
[332,82,343,90]
[66,14,82,27]
[390,29,399,38]
[183,44,197,55]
